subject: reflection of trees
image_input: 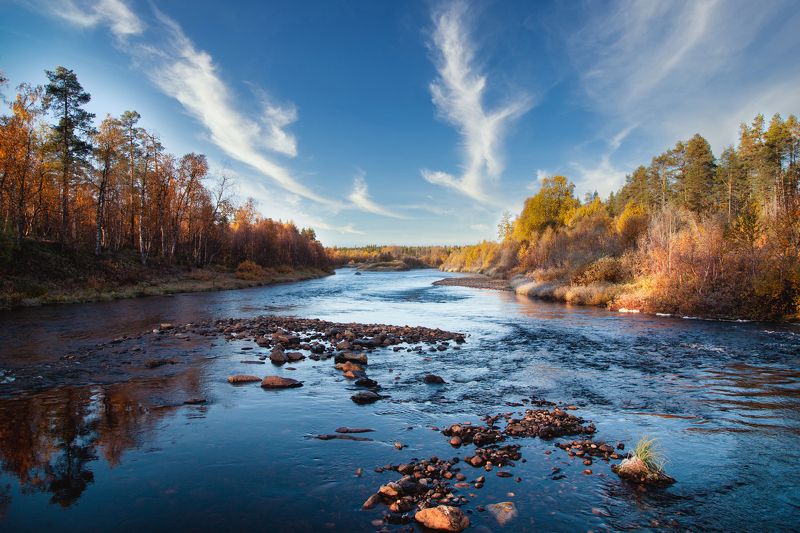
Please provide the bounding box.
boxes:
[0,368,203,507]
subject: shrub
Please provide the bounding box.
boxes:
[572,256,631,285]
[235,260,266,280]
[616,202,649,248]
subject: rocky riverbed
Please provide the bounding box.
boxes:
[1,269,797,531]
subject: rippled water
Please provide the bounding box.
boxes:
[0,269,798,531]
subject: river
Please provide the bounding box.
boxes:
[0,269,798,531]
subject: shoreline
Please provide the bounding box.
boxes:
[1,267,333,311]
[433,274,800,324]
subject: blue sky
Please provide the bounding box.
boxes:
[2,0,799,245]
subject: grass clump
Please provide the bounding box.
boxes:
[633,435,665,472]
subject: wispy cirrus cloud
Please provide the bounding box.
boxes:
[348,172,406,219]
[566,0,800,151]
[24,0,341,209]
[422,1,532,205]
[26,0,143,38]
[138,9,333,204]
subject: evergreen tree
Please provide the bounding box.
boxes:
[44,66,95,244]
[680,134,715,213]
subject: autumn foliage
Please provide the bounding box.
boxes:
[446,114,800,319]
[0,67,329,278]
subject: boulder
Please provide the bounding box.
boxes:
[423,374,446,384]
[270,347,288,364]
[355,377,379,388]
[344,352,368,365]
[414,505,469,532]
[285,351,306,362]
[351,391,381,404]
[260,376,303,389]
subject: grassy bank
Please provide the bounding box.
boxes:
[0,241,332,310]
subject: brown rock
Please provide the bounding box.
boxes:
[335,361,363,372]
[414,506,469,532]
[285,351,306,362]
[269,348,288,364]
[260,376,303,389]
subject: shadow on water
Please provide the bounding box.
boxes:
[0,269,798,530]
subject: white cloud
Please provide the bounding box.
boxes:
[26,0,350,210]
[29,0,144,37]
[566,0,800,154]
[422,1,532,204]
[570,154,626,198]
[138,10,335,205]
[348,172,406,219]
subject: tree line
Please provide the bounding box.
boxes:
[0,67,328,270]
[445,113,800,319]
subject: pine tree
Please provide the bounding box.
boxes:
[680,134,715,213]
[44,66,95,244]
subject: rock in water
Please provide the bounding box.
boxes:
[414,506,470,532]
[270,347,288,364]
[487,502,518,526]
[227,374,261,384]
[355,377,379,388]
[260,376,303,389]
[285,351,306,362]
[351,391,381,404]
[344,352,368,364]
[612,456,675,486]
[423,374,446,384]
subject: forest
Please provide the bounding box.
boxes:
[3,68,798,319]
[444,114,800,319]
[328,245,455,269]
[0,67,329,305]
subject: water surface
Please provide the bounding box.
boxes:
[0,269,798,531]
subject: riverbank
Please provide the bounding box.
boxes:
[1,266,332,310]
[0,241,332,310]
[434,272,799,322]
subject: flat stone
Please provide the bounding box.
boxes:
[260,376,303,389]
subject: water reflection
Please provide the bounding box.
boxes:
[0,270,798,530]
[0,370,203,507]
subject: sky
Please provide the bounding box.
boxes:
[1,0,799,246]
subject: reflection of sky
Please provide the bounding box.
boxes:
[0,270,798,529]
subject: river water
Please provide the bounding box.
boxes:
[0,269,798,531]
